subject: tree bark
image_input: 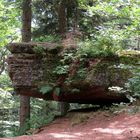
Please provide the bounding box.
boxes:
[58,0,67,37]
[22,0,32,42]
[20,0,32,132]
[57,0,69,115]
[20,96,30,131]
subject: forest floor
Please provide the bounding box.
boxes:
[1,105,140,140]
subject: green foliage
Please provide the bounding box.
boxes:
[0,97,59,137]
[78,40,117,58]
[77,34,120,58]
[76,68,87,79]
[28,113,54,131]
[0,0,20,74]
[0,74,12,91]
[0,0,20,48]
[53,35,120,87]
[33,35,61,43]
[54,87,61,96]
[0,0,140,137]
[40,85,53,94]
[0,92,19,137]
[32,0,140,50]
[33,45,46,55]
[129,76,140,96]
[28,99,58,132]
[125,65,140,98]
[40,85,61,96]
[11,99,58,136]
[54,65,70,75]
[53,51,76,75]
[32,0,58,35]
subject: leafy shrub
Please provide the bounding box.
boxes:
[126,75,140,98]
[33,35,61,43]
[125,67,140,98]
[28,100,58,131]
[0,74,12,91]
[53,50,76,75]
[77,37,119,58]
[53,36,120,88]
[54,65,70,75]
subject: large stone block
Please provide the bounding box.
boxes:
[7,42,140,104]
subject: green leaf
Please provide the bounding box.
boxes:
[54,87,61,96]
[40,85,53,94]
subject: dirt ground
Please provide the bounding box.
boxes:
[1,106,140,140]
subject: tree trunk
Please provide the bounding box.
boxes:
[57,0,69,115]
[19,96,30,132]
[22,0,32,42]
[58,0,67,37]
[20,0,32,132]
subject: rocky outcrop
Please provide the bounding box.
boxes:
[7,42,140,104]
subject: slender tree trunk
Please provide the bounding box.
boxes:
[58,0,67,38]
[20,96,30,131]
[58,0,69,115]
[22,0,32,42]
[20,0,32,132]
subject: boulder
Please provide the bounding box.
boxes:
[7,42,140,104]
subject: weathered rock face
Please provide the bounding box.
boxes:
[8,54,43,87]
[7,43,61,99]
[7,42,140,104]
[7,42,61,87]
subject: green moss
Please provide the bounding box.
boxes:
[119,51,140,65]
[43,54,61,83]
[37,48,140,95]
[108,67,132,87]
[33,45,46,56]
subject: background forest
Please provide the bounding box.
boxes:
[0,0,140,137]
